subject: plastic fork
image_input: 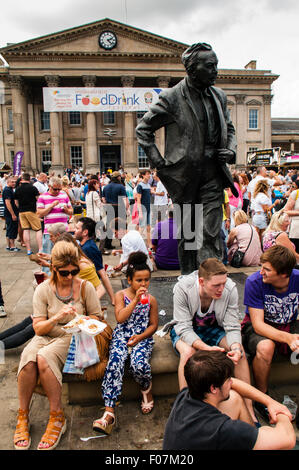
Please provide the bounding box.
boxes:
[80,435,107,441]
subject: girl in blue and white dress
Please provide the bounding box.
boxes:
[93,251,158,435]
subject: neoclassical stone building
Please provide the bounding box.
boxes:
[0,18,279,174]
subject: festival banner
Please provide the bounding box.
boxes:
[13,151,24,176]
[43,87,163,112]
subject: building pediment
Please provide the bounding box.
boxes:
[0,18,188,61]
[246,99,262,106]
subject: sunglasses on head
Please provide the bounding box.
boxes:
[58,268,80,277]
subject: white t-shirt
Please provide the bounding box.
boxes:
[251,193,271,212]
[154,181,168,206]
[34,181,48,194]
[196,300,215,318]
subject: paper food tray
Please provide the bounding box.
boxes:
[79,319,107,336]
[61,316,85,333]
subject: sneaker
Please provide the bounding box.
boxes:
[10,247,21,252]
[0,305,7,317]
[254,401,269,422]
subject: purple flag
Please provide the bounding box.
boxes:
[13,151,24,176]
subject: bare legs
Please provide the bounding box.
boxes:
[16,356,64,449]
[251,339,275,393]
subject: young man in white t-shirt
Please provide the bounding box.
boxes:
[152,172,168,226]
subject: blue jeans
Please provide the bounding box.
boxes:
[42,234,53,275]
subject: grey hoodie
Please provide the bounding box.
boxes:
[171,271,241,347]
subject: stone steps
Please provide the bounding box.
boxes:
[54,334,299,406]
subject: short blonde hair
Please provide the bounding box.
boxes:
[233,209,248,226]
[50,240,80,285]
[198,258,228,280]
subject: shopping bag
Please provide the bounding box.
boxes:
[63,334,84,375]
[74,331,100,369]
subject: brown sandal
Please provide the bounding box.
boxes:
[37,410,67,451]
[14,409,31,450]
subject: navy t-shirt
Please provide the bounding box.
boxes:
[2,186,18,218]
[243,270,299,325]
[163,388,258,450]
[137,181,151,209]
[103,182,126,205]
[80,239,103,274]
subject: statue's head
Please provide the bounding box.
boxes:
[182,42,218,89]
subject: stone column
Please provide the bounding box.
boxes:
[45,75,63,175]
[82,75,98,174]
[155,76,171,157]
[263,94,273,149]
[121,76,136,172]
[235,94,247,166]
[8,75,31,171]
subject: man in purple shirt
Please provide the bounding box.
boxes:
[151,211,180,270]
[242,245,299,420]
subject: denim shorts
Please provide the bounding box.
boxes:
[139,206,151,227]
[170,324,226,355]
[252,212,267,229]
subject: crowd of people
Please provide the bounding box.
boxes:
[0,163,299,451]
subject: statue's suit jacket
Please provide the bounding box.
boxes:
[136,78,238,203]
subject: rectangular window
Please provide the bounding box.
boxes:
[69,111,81,125]
[7,108,14,132]
[70,146,83,169]
[103,111,115,125]
[41,149,52,173]
[10,149,15,168]
[138,145,149,169]
[40,111,50,131]
[248,109,258,129]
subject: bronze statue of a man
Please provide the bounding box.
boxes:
[136,42,238,274]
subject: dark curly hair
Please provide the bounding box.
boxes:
[126,251,150,280]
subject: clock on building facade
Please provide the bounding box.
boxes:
[98,31,117,50]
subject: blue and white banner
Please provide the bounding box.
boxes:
[43,87,163,112]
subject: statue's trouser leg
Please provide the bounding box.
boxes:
[175,202,223,274]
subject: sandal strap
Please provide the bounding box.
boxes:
[39,410,65,445]
[94,411,115,428]
[14,410,30,444]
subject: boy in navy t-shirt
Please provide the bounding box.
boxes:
[242,245,299,416]
[136,170,152,247]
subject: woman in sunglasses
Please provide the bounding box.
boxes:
[14,240,101,451]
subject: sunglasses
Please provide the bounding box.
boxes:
[51,187,61,191]
[58,268,80,277]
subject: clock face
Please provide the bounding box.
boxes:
[99,31,117,50]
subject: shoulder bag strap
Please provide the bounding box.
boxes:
[244,226,254,255]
